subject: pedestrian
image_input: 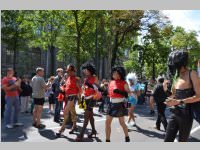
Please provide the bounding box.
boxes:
[126,72,140,127]
[20,76,32,113]
[98,79,108,113]
[146,78,156,115]
[32,67,51,129]
[2,68,23,129]
[105,66,130,142]
[153,77,168,131]
[164,50,200,142]
[53,68,64,123]
[56,64,81,137]
[46,76,55,114]
[75,63,99,142]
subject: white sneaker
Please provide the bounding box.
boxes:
[132,121,136,126]
[6,124,14,129]
[14,122,24,126]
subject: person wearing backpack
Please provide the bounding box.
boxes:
[164,50,200,142]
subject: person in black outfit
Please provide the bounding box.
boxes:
[164,50,200,142]
[153,77,169,131]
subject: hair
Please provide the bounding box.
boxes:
[81,62,96,75]
[126,72,137,85]
[7,68,13,73]
[111,66,126,80]
[56,68,63,73]
[168,50,188,77]
[67,64,76,72]
[36,67,44,73]
[158,77,164,84]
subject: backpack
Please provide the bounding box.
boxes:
[189,70,200,124]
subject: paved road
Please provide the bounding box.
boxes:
[1,102,200,142]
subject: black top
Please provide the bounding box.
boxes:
[153,83,167,104]
[20,81,32,96]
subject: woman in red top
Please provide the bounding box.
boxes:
[56,64,81,137]
[75,63,99,142]
[105,67,131,142]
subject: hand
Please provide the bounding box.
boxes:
[113,89,120,93]
[164,98,180,107]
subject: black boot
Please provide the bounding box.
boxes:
[106,139,110,142]
[125,136,130,142]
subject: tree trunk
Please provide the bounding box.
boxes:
[111,32,119,68]
[49,45,55,76]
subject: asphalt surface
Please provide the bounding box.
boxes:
[1,101,200,142]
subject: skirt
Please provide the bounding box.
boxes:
[107,102,128,117]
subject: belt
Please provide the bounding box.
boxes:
[85,95,94,100]
[110,98,125,103]
[68,94,77,97]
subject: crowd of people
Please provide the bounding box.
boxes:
[1,50,200,142]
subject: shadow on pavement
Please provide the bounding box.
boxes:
[128,125,165,139]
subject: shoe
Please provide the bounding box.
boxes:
[32,122,37,127]
[106,139,110,142]
[6,124,13,129]
[154,126,160,130]
[88,130,97,138]
[132,121,136,126]
[54,120,60,123]
[14,122,24,127]
[36,124,46,130]
[125,136,130,142]
[25,111,29,113]
[56,128,65,137]
[150,110,155,115]
[69,127,78,134]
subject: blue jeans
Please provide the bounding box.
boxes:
[54,98,63,121]
[4,96,20,125]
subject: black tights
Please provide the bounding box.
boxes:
[79,109,96,137]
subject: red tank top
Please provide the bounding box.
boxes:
[65,76,79,96]
[83,76,96,97]
[108,80,127,98]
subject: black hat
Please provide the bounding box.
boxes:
[111,66,126,80]
[81,62,96,75]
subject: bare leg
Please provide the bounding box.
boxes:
[105,115,113,141]
[118,117,129,137]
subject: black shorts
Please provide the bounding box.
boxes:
[34,98,45,106]
[48,94,55,104]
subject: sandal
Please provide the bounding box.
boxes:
[36,124,46,129]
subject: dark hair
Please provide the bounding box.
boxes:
[167,50,188,76]
[158,77,164,83]
[111,66,126,80]
[81,63,96,75]
[67,64,76,72]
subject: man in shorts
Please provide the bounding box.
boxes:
[32,67,50,129]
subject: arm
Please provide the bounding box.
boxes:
[181,71,200,103]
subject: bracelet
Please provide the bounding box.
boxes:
[179,99,184,105]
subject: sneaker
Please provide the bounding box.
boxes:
[14,122,24,127]
[6,124,14,129]
[132,121,136,126]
